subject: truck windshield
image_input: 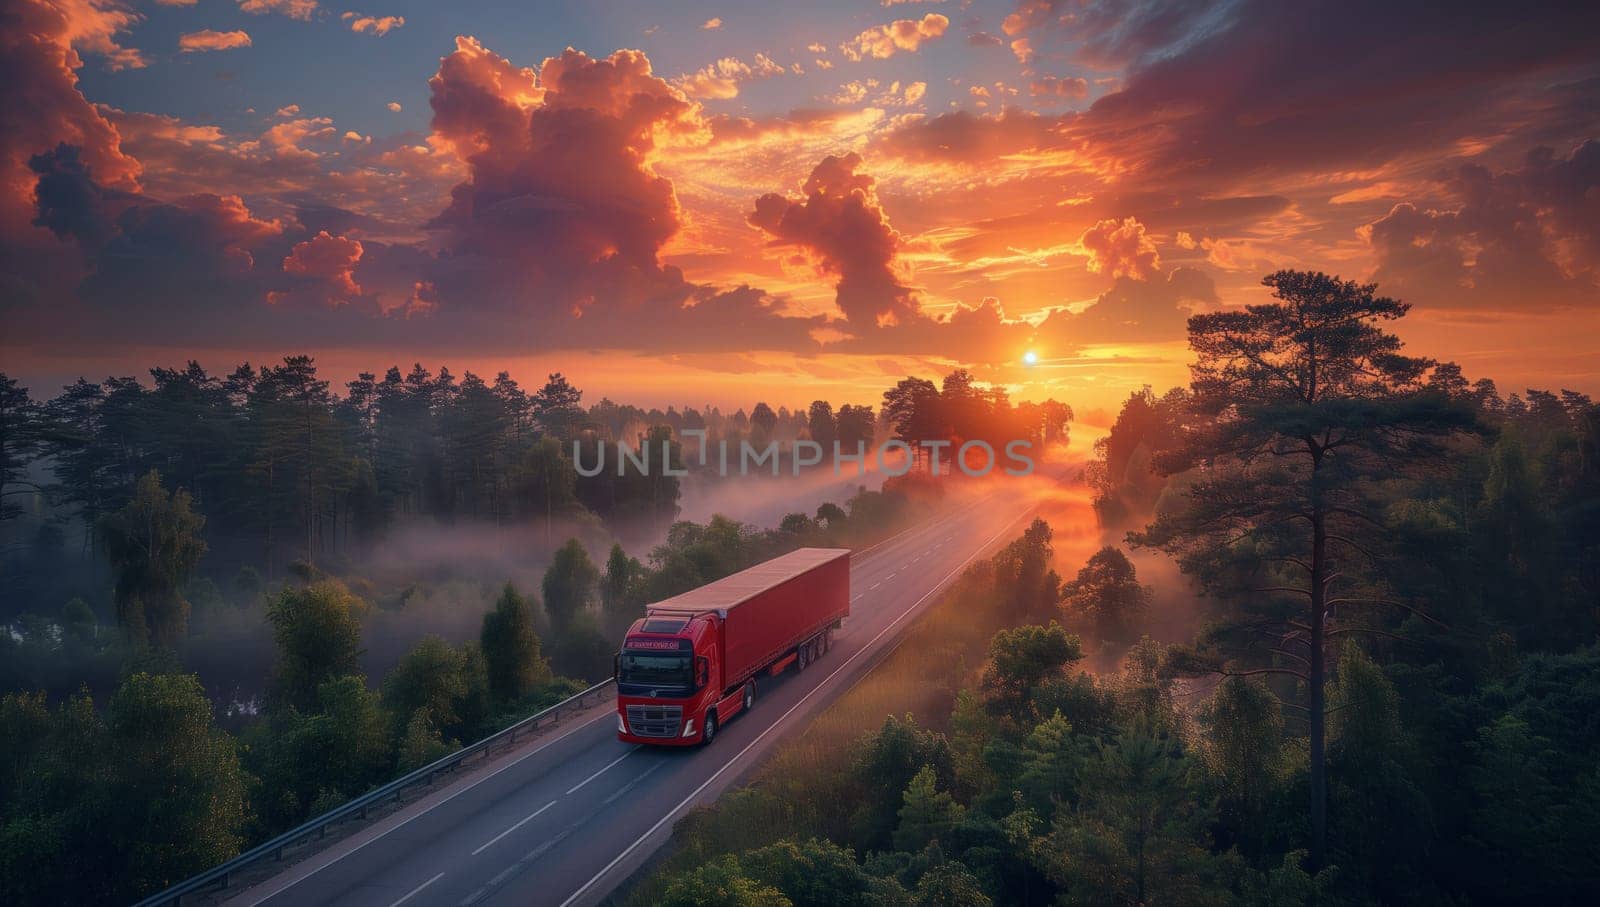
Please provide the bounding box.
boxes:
[619,652,693,689]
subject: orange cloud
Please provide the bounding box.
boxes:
[52,0,147,71]
[179,30,253,53]
[680,54,786,100]
[282,230,365,300]
[237,0,317,20]
[843,13,949,60]
[1079,216,1160,280]
[342,12,406,36]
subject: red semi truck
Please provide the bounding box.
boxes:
[615,547,851,746]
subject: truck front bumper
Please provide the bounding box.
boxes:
[616,709,704,746]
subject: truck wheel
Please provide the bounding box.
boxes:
[702,712,718,745]
[812,638,823,661]
[797,643,809,672]
[742,682,755,714]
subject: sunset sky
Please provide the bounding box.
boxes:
[3,0,1597,418]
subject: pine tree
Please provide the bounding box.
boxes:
[894,765,965,851]
[1135,270,1475,866]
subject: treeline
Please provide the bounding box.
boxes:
[0,472,941,905]
[636,270,1600,906]
[0,361,1068,619]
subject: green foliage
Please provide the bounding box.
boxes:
[660,854,793,907]
[1197,677,1286,861]
[1239,850,1341,907]
[247,675,390,832]
[979,621,1082,722]
[911,862,991,907]
[267,579,367,712]
[894,766,965,852]
[1452,645,1600,901]
[96,470,207,646]
[1319,646,1435,901]
[988,518,1062,624]
[738,838,908,907]
[848,715,955,853]
[600,542,646,636]
[381,635,490,746]
[1088,386,1190,526]
[543,538,599,629]
[396,707,459,772]
[1026,718,1231,906]
[0,673,248,905]
[480,583,549,704]
[1060,546,1152,646]
[548,610,616,681]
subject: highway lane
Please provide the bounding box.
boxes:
[228,482,1047,907]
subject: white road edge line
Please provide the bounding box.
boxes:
[389,871,444,907]
[566,747,638,795]
[471,800,557,856]
[557,505,1036,907]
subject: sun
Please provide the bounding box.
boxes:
[1022,350,1039,366]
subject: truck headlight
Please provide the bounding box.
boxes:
[617,712,627,733]
[681,719,696,737]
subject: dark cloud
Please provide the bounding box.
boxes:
[25,143,372,331]
[1367,141,1600,312]
[1063,0,1600,191]
[749,152,922,329]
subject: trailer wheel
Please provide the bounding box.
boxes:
[823,629,833,653]
[810,638,822,662]
[742,682,755,714]
[796,643,809,672]
[702,712,718,746]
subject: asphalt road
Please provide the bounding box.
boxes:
[227,483,1045,907]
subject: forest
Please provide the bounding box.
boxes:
[0,356,1068,904]
[630,271,1600,906]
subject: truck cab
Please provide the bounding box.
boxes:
[615,612,733,745]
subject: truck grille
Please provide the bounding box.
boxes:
[625,704,683,738]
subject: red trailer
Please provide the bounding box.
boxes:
[615,548,850,746]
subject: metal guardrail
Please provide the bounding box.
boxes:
[133,678,617,907]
